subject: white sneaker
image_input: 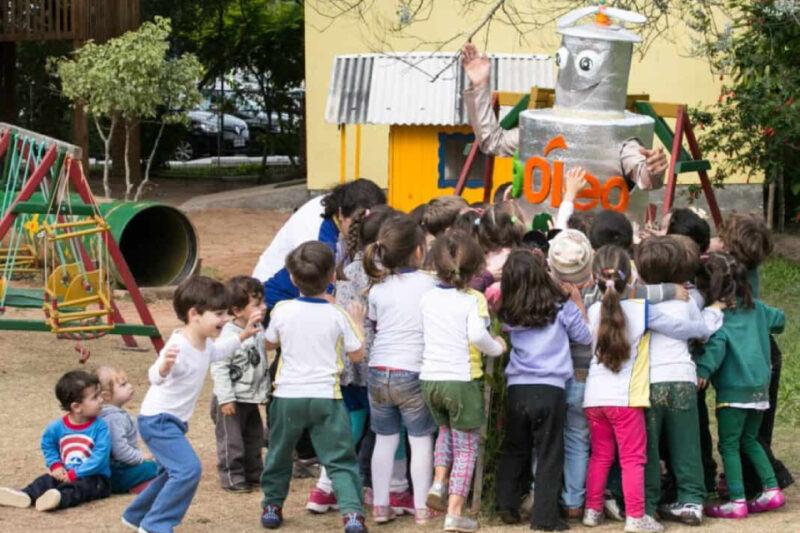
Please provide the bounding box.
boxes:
[0,487,31,508]
[658,501,703,525]
[121,517,139,531]
[624,515,665,533]
[34,489,60,512]
[583,508,605,527]
[604,496,625,521]
[519,490,534,518]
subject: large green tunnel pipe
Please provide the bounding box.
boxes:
[96,202,199,287]
[20,194,199,286]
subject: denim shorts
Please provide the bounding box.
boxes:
[367,368,436,437]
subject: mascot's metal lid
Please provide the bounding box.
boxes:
[556,3,644,43]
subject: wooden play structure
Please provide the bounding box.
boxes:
[1,0,141,171]
[455,87,723,228]
[0,123,163,357]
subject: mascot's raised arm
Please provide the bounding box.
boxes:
[462,2,668,223]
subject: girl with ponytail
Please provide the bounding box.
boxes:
[360,214,440,524]
[419,230,507,532]
[581,245,723,532]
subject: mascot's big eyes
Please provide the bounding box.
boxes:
[555,47,569,69]
[575,50,602,76]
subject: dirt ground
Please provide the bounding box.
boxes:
[0,197,798,532]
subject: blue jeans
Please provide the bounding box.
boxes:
[562,379,589,509]
[368,368,436,437]
[110,459,159,494]
[123,414,202,533]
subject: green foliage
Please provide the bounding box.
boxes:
[141,0,305,163]
[686,2,800,221]
[53,16,204,198]
[760,257,800,427]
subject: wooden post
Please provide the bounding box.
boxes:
[662,106,685,217]
[354,124,361,179]
[471,357,495,513]
[683,116,723,229]
[339,123,347,184]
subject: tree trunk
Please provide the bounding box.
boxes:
[124,122,132,200]
[94,115,115,198]
[135,120,166,201]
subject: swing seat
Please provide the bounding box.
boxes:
[46,263,82,300]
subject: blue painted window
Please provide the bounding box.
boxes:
[437,132,488,189]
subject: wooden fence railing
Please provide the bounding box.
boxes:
[0,0,139,43]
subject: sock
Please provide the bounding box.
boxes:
[316,466,333,493]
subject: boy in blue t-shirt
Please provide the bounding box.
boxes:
[0,370,111,511]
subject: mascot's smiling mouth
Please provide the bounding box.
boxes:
[565,81,601,93]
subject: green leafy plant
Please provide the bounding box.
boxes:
[53,17,203,200]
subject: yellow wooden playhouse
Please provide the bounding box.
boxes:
[325,53,554,212]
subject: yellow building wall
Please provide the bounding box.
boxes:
[305,2,747,194]
[388,125,513,212]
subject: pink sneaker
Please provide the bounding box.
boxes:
[414,507,444,525]
[390,490,414,515]
[363,487,374,507]
[705,500,748,519]
[747,488,786,513]
[372,504,396,523]
[305,487,338,513]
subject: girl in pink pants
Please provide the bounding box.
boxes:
[581,246,720,533]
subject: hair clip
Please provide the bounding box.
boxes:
[473,218,481,227]
[617,270,627,281]
[511,215,519,224]
[364,208,371,217]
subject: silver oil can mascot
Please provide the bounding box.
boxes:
[463,3,667,223]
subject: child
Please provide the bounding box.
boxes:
[495,249,592,531]
[96,366,159,494]
[422,195,469,240]
[210,275,270,492]
[420,231,507,533]
[546,228,595,519]
[260,241,369,533]
[634,236,720,526]
[122,276,261,533]
[470,201,527,298]
[362,214,438,524]
[582,245,720,533]
[308,204,397,512]
[696,252,786,519]
[716,213,793,495]
[0,370,111,511]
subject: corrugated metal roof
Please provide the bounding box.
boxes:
[325,52,554,126]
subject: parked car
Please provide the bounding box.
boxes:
[172,106,250,161]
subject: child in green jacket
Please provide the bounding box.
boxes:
[695,252,785,520]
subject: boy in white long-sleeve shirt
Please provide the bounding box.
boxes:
[122,276,261,533]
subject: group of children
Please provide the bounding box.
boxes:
[0,172,791,533]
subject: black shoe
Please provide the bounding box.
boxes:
[225,482,253,493]
[498,508,521,524]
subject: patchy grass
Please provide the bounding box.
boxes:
[761,257,800,427]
